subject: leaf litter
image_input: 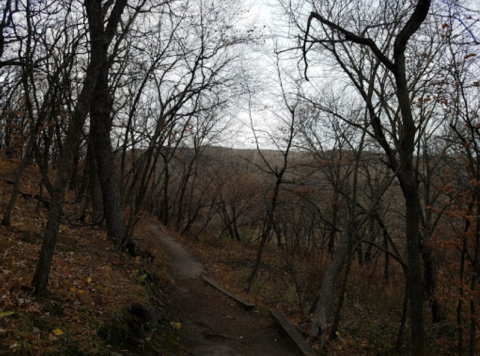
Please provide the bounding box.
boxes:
[0,158,179,355]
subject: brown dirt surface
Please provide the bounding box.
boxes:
[143,220,301,356]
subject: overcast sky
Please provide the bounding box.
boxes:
[225,0,480,150]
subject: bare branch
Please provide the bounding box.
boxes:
[303,11,397,80]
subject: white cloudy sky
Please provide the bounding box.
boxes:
[224,0,480,149]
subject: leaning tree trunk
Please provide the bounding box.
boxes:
[395,50,427,354]
[32,55,103,295]
[245,176,282,294]
[2,57,55,226]
[308,219,351,344]
[329,241,354,341]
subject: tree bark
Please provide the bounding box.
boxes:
[393,4,432,347]
[89,60,127,247]
[328,243,353,341]
[2,72,39,226]
[88,150,104,224]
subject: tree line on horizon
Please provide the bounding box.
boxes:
[1,0,479,354]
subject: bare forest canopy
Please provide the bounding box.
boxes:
[1,0,480,355]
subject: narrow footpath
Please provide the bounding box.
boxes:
[146,221,299,356]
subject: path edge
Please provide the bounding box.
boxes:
[202,275,255,310]
[269,308,319,356]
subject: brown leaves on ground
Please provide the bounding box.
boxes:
[172,231,409,356]
[0,159,172,355]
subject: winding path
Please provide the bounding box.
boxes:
[147,222,298,356]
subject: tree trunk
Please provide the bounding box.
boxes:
[383,233,390,284]
[88,153,104,224]
[32,0,128,295]
[89,60,126,247]
[32,61,101,294]
[245,178,282,294]
[392,3,432,353]
[308,221,350,344]
[329,245,353,341]
[395,53,427,355]
[69,149,81,192]
[162,155,170,225]
[303,1,432,353]
[402,179,425,355]
[396,283,409,349]
[423,247,444,324]
[2,62,44,226]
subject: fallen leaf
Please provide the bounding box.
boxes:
[0,311,15,318]
[170,322,181,330]
[52,328,63,336]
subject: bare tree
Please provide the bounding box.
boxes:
[280,0,434,353]
[32,0,129,296]
[114,0,253,238]
[243,50,300,293]
[1,0,81,226]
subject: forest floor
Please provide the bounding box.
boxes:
[0,155,298,355]
[0,156,458,355]
[143,219,298,356]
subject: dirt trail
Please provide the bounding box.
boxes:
[147,222,299,356]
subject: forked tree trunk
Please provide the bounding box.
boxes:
[304,1,432,353]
